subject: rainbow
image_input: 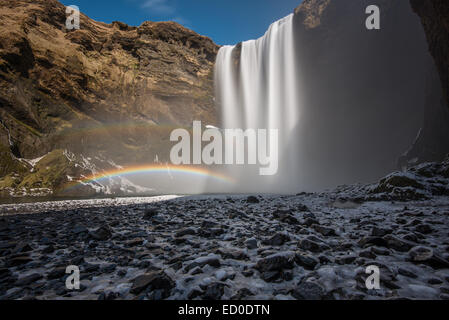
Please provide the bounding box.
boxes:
[77,164,235,185]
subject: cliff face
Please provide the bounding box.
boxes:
[291,0,440,189]
[406,0,449,163]
[410,0,449,110]
[0,0,218,196]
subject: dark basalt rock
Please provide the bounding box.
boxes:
[246,196,260,204]
[130,271,175,296]
[255,252,295,272]
[291,281,326,300]
[262,233,291,246]
[295,253,319,270]
[89,226,112,241]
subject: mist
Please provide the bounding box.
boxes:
[208,0,439,193]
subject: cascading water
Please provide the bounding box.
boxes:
[214,14,303,193]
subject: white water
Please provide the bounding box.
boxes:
[214,14,302,193]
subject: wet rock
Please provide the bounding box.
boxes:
[12,242,33,254]
[371,226,392,237]
[0,268,12,279]
[398,267,418,279]
[313,225,336,237]
[89,226,112,241]
[262,233,291,246]
[42,245,55,254]
[187,288,203,299]
[176,228,196,238]
[47,266,67,280]
[409,246,434,262]
[273,209,299,224]
[414,224,433,234]
[303,218,319,227]
[383,235,415,252]
[216,248,249,261]
[143,209,158,220]
[15,273,43,286]
[371,246,390,256]
[335,254,357,265]
[73,224,88,234]
[291,281,325,300]
[130,271,175,297]
[409,246,449,269]
[295,253,319,270]
[358,236,388,248]
[245,238,258,249]
[199,228,225,238]
[246,196,260,204]
[298,237,328,253]
[260,270,282,282]
[201,282,227,300]
[231,288,254,300]
[255,252,295,272]
[125,238,144,247]
[190,267,203,275]
[427,278,443,285]
[185,254,221,272]
[8,256,32,267]
[359,249,376,259]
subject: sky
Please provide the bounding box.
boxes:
[60,0,302,45]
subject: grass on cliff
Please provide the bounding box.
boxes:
[18,149,72,190]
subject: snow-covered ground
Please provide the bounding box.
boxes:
[0,191,448,300]
[1,158,449,300]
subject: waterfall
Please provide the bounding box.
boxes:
[214,14,302,193]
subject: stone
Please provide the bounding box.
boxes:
[143,209,158,220]
[295,253,319,270]
[313,225,336,237]
[47,266,67,280]
[125,238,144,247]
[130,271,175,297]
[89,226,112,241]
[291,281,325,300]
[245,238,258,249]
[409,246,434,262]
[260,271,282,283]
[73,224,88,234]
[15,273,43,286]
[216,249,249,261]
[383,235,415,252]
[255,252,295,272]
[415,224,433,234]
[176,228,196,237]
[398,267,418,279]
[358,236,388,248]
[427,278,443,285]
[246,196,260,204]
[298,237,327,253]
[12,242,33,254]
[303,218,319,227]
[371,226,391,237]
[202,282,227,300]
[335,254,357,265]
[262,233,291,246]
[185,254,221,272]
[8,256,32,267]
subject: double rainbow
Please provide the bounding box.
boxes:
[77,164,235,185]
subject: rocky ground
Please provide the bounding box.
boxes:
[0,157,449,300]
[0,186,448,300]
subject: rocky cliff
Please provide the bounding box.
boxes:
[0,0,218,197]
[291,0,444,189]
[406,0,449,163]
[410,0,449,110]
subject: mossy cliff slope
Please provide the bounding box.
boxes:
[0,0,218,197]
